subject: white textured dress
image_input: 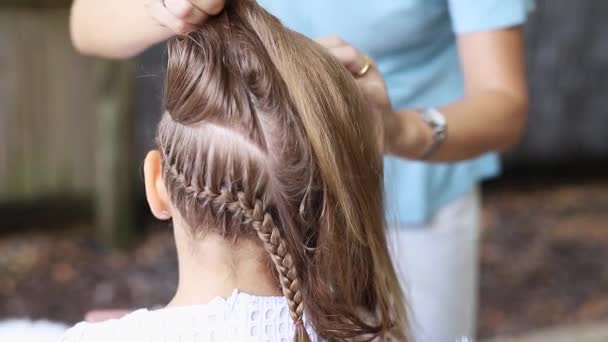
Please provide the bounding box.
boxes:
[60,289,318,342]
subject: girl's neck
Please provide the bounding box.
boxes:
[167,228,281,308]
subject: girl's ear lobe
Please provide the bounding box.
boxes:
[144,150,173,220]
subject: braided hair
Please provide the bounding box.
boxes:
[160,134,307,333]
[157,1,409,341]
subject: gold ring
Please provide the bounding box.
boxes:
[356,56,373,78]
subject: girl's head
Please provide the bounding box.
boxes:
[144,1,408,340]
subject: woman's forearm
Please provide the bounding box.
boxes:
[390,90,528,162]
[70,0,173,58]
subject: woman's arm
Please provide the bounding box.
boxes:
[318,27,528,162]
[391,27,529,162]
[70,0,224,58]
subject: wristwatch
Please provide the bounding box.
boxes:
[418,107,447,160]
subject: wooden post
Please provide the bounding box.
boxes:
[95,61,136,248]
[0,1,72,9]
[0,3,138,247]
[0,8,97,202]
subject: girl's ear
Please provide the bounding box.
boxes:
[143,150,172,220]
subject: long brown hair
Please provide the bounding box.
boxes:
[157,1,408,340]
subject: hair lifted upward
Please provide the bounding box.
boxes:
[157,1,409,340]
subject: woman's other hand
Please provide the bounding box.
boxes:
[146,0,226,34]
[316,36,432,158]
[71,0,225,58]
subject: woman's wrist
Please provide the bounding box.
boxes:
[386,109,434,159]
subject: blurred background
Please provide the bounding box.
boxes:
[1,1,608,341]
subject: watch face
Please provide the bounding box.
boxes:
[419,108,447,159]
[427,108,446,126]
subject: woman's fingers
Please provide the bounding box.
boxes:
[165,0,210,25]
[146,0,197,34]
[316,36,373,77]
[327,45,370,76]
[146,0,226,35]
[191,0,226,15]
[316,35,348,48]
[317,37,392,152]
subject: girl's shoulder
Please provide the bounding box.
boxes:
[60,290,317,341]
[60,309,149,342]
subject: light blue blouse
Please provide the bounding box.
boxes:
[258,0,533,224]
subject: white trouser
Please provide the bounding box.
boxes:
[388,190,480,342]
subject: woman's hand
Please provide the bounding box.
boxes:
[316,36,432,158]
[70,0,226,58]
[317,28,528,162]
[146,0,226,34]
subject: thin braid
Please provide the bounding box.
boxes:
[247,200,305,322]
[250,211,310,341]
[162,155,310,340]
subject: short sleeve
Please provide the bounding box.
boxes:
[448,0,535,34]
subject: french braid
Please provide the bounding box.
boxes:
[160,146,309,339]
